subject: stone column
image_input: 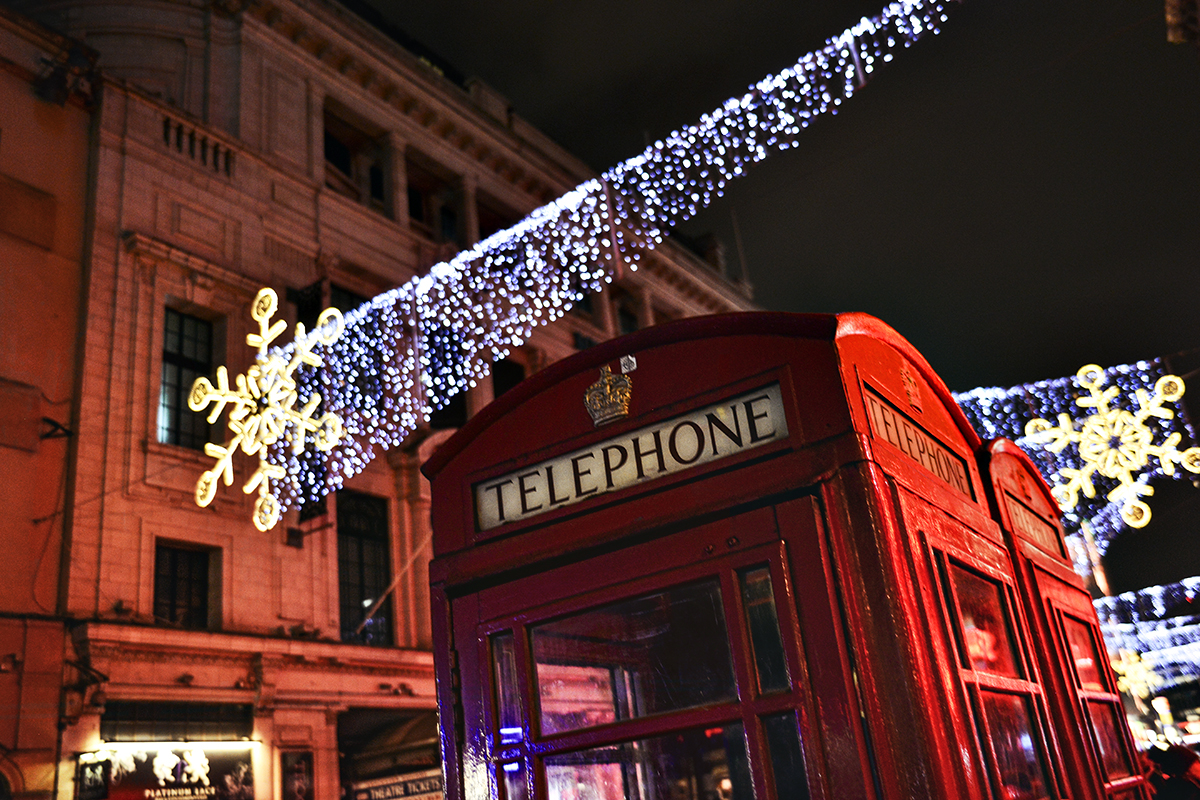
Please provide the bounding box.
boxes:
[639,287,655,329]
[386,131,408,227]
[461,172,480,247]
[307,81,325,187]
[466,379,494,419]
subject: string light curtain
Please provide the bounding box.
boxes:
[954,360,1198,557]
[274,0,960,510]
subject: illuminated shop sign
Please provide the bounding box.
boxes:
[350,769,442,800]
[863,387,972,498]
[76,745,254,800]
[475,383,788,530]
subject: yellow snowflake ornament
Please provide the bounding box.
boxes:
[189,288,346,531]
[1025,364,1200,528]
[1111,649,1162,701]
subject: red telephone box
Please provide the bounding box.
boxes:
[423,313,1145,800]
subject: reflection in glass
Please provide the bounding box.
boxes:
[533,580,737,736]
[1062,616,1105,692]
[501,761,529,800]
[492,632,525,744]
[950,564,1021,677]
[1087,700,1133,780]
[740,567,790,694]
[544,723,753,800]
[980,691,1051,800]
[762,712,809,800]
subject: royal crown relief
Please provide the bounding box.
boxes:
[585,363,633,427]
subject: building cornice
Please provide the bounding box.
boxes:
[246,0,590,203]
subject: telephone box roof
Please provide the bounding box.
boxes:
[421,311,981,480]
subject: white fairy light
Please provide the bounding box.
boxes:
[265,0,958,511]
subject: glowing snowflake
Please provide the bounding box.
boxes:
[1024,364,1200,529]
[1111,649,1162,701]
[189,288,346,531]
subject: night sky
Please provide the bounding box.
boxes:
[369,0,1200,394]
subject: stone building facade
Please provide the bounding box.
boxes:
[3,1,754,798]
[0,6,96,799]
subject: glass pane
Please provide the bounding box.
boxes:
[501,762,529,800]
[949,563,1021,677]
[492,632,525,744]
[980,691,1052,800]
[533,580,737,736]
[544,723,753,800]
[739,567,790,694]
[1086,700,1133,780]
[762,712,809,800]
[1061,616,1105,692]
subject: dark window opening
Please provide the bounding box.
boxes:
[154,543,214,630]
[477,196,520,242]
[331,284,369,315]
[101,701,252,742]
[337,709,440,785]
[572,332,596,351]
[407,186,426,224]
[429,393,467,430]
[571,291,594,318]
[159,308,213,450]
[338,491,392,647]
[405,155,460,245]
[324,130,353,179]
[492,358,525,399]
[439,205,458,243]
[369,164,386,204]
[618,303,639,336]
[288,282,325,332]
[323,104,388,214]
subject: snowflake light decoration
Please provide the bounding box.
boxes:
[1024,364,1200,529]
[1111,649,1163,702]
[189,288,346,531]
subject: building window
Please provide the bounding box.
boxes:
[405,154,461,245]
[428,394,467,430]
[477,193,520,242]
[324,103,388,214]
[330,284,368,315]
[158,308,212,450]
[101,702,253,742]
[492,358,525,399]
[338,491,393,647]
[439,205,459,243]
[617,301,639,336]
[154,543,215,630]
[570,291,594,318]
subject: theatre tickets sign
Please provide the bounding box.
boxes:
[475,382,788,531]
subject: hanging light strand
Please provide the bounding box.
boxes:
[272,0,959,510]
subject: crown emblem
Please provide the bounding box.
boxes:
[585,365,632,427]
[900,365,922,412]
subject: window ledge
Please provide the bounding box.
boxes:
[144,438,210,465]
[143,438,213,495]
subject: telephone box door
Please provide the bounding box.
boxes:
[449,501,873,800]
